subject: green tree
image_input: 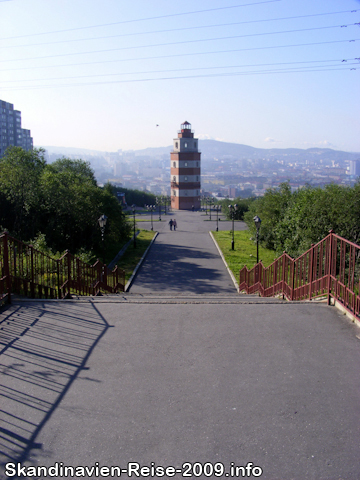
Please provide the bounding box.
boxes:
[275,183,360,257]
[105,184,157,207]
[220,197,256,221]
[48,157,97,186]
[244,182,293,250]
[0,147,46,238]
[40,159,131,254]
[336,180,360,245]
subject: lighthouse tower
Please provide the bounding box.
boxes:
[170,121,201,210]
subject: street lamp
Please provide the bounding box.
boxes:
[215,205,220,232]
[98,214,108,263]
[208,196,215,219]
[146,204,155,231]
[228,204,238,250]
[253,215,261,263]
[163,195,168,215]
[156,197,162,221]
[132,205,137,248]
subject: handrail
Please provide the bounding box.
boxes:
[239,230,360,320]
[0,232,125,304]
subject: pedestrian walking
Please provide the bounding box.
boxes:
[169,219,173,231]
[173,219,177,231]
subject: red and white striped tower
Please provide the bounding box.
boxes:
[170,121,201,210]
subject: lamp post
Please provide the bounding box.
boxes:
[253,215,261,263]
[163,195,169,215]
[98,214,108,263]
[228,204,238,250]
[215,205,220,232]
[209,199,213,221]
[167,195,171,213]
[146,204,155,231]
[201,195,207,214]
[156,197,162,221]
[132,205,137,248]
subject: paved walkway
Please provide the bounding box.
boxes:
[1,299,360,479]
[130,210,247,294]
[1,211,360,479]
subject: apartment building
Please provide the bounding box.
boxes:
[0,99,33,158]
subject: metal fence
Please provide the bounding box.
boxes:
[0,232,125,304]
[239,230,360,319]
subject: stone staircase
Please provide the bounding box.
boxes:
[59,292,304,304]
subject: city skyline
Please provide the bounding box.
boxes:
[1,0,359,153]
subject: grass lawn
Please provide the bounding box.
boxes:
[212,230,277,279]
[135,218,161,222]
[116,229,156,282]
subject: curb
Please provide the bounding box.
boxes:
[209,231,239,293]
[108,230,140,270]
[125,232,159,292]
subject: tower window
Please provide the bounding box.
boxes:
[173,176,176,182]
[173,190,176,196]
[184,162,188,167]
[175,142,178,149]
[184,176,188,181]
[173,162,176,167]
[184,143,187,148]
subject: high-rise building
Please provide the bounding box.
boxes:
[0,99,33,158]
[170,121,201,210]
[349,159,360,177]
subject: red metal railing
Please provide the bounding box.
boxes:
[239,231,360,319]
[0,232,125,304]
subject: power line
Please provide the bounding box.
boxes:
[1,59,356,84]
[0,65,357,92]
[0,0,282,39]
[2,39,359,72]
[1,24,357,64]
[1,10,357,49]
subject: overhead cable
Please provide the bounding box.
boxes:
[1,10,357,49]
[1,24,357,63]
[0,0,282,39]
[0,65,357,92]
[1,58,356,84]
[2,39,359,72]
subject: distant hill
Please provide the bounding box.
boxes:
[37,140,360,162]
[39,146,107,156]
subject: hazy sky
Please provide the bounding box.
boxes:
[1,0,359,152]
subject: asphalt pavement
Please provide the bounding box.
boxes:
[1,210,360,480]
[129,210,247,294]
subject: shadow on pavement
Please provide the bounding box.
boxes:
[0,302,108,476]
[130,243,234,293]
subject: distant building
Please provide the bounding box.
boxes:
[170,121,201,210]
[0,99,33,158]
[116,192,126,207]
[349,159,360,176]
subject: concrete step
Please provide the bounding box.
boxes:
[41,293,306,304]
[11,292,326,305]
